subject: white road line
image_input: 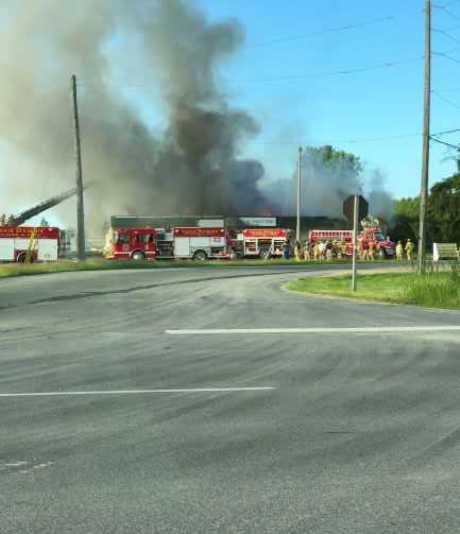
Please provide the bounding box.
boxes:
[165,325,460,335]
[0,387,276,398]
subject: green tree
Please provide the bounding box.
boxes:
[392,198,419,243]
[428,173,460,243]
[304,145,363,177]
[391,170,460,245]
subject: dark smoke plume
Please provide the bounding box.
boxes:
[0,0,267,227]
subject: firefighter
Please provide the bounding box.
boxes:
[319,240,327,261]
[358,237,367,261]
[283,241,290,260]
[405,239,414,262]
[368,239,376,261]
[303,241,311,261]
[395,241,404,261]
[313,242,321,261]
[332,240,338,259]
[294,241,301,262]
[326,241,333,261]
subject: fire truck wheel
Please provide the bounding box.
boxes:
[193,250,208,261]
[132,251,145,261]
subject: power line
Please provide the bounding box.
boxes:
[433,50,460,62]
[431,127,460,135]
[433,27,460,43]
[247,16,396,48]
[249,133,421,146]
[432,89,460,108]
[77,56,424,89]
[430,136,460,148]
[432,86,460,91]
[435,5,460,20]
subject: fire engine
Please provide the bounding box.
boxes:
[229,228,290,259]
[104,226,229,261]
[104,227,156,261]
[0,226,59,262]
[308,223,395,258]
[168,226,228,260]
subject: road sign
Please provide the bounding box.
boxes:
[343,195,368,222]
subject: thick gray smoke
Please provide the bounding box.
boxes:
[366,170,395,222]
[261,147,394,220]
[0,0,267,227]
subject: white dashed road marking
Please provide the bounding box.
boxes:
[0,387,276,398]
[166,326,460,335]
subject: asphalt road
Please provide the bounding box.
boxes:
[2,264,460,533]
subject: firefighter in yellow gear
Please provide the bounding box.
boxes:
[294,241,302,262]
[405,239,414,262]
[395,241,403,261]
[313,243,321,261]
[303,241,311,261]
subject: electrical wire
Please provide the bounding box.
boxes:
[432,89,460,109]
[247,16,396,48]
[436,5,460,21]
[433,27,460,43]
[430,136,460,148]
[431,127,460,135]
[433,50,460,62]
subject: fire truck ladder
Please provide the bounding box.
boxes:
[25,227,39,263]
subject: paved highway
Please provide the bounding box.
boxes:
[1,265,460,533]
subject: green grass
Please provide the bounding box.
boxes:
[287,269,460,310]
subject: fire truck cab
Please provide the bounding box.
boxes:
[104,227,156,261]
[0,226,59,262]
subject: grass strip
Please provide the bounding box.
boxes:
[287,270,460,310]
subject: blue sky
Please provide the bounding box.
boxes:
[190,0,460,199]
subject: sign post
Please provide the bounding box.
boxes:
[351,194,359,292]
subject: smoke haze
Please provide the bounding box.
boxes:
[0,0,393,228]
[261,148,394,221]
[0,0,267,227]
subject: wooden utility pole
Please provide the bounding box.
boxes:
[296,147,303,243]
[417,0,431,273]
[71,74,86,261]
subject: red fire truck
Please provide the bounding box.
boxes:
[169,226,228,260]
[104,226,229,261]
[308,225,395,258]
[0,226,59,262]
[104,227,156,261]
[229,228,290,259]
